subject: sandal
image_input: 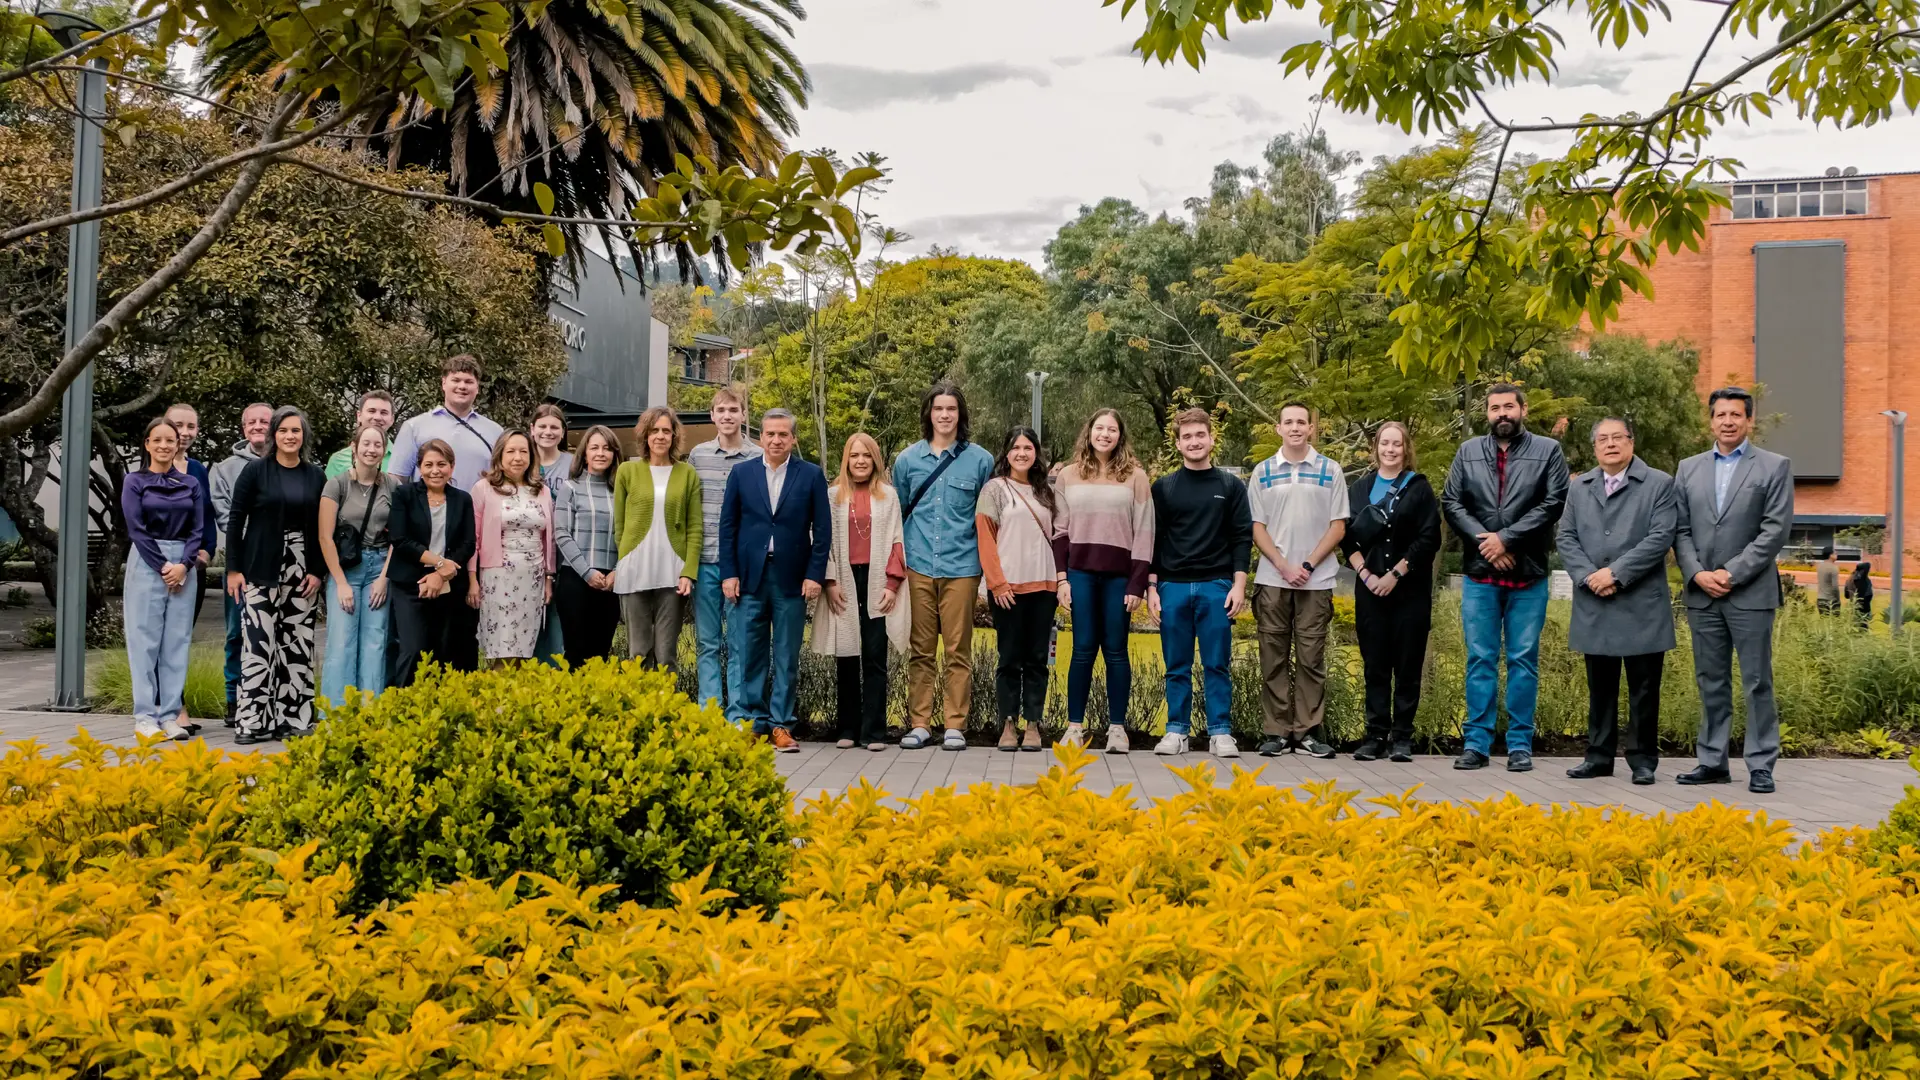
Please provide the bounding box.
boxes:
[899,727,937,750]
[997,722,1019,752]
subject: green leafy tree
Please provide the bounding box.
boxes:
[1534,335,1712,474]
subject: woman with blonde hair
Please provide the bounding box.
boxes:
[611,407,701,670]
[468,430,555,666]
[813,431,909,750]
[1053,407,1154,753]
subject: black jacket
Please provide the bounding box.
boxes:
[227,456,325,584]
[1340,470,1442,592]
[388,481,476,589]
[1440,430,1570,583]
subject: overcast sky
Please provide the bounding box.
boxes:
[784,0,1920,271]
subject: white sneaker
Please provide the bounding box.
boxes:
[133,719,164,740]
[1154,732,1188,756]
[1103,726,1130,754]
[158,718,191,742]
[1210,734,1241,758]
[1060,723,1085,749]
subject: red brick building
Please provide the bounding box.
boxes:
[1603,168,1920,551]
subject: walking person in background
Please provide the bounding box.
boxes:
[387,441,476,686]
[1054,407,1154,753]
[211,402,273,723]
[527,402,571,665]
[816,431,910,751]
[1441,383,1569,773]
[324,390,394,477]
[1846,561,1874,629]
[162,404,215,645]
[1816,547,1842,616]
[719,409,831,751]
[1249,403,1348,759]
[317,424,396,708]
[1558,418,1678,785]
[225,406,326,744]
[1342,421,1441,764]
[892,382,995,752]
[552,425,623,666]
[1674,386,1793,794]
[977,427,1067,753]
[688,386,762,719]
[611,408,701,670]
[1147,409,1251,759]
[122,417,209,741]
[468,431,554,667]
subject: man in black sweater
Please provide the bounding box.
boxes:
[1146,408,1253,757]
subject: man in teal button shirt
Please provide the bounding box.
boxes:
[891,380,994,751]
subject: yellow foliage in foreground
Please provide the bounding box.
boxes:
[3,738,1920,1078]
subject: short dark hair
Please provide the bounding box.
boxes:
[1708,386,1755,417]
[920,380,971,443]
[356,389,394,411]
[443,354,483,379]
[1590,416,1635,441]
[417,438,456,471]
[1278,402,1314,421]
[1487,382,1527,406]
[1821,545,1835,560]
[1173,407,1213,433]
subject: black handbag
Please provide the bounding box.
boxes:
[1347,472,1409,552]
[333,479,380,570]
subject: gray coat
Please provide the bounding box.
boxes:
[1557,458,1679,656]
[1673,442,1794,610]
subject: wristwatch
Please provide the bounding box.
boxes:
[1302,560,1316,572]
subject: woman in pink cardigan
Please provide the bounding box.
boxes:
[467,430,555,666]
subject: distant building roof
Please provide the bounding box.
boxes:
[691,333,733,350]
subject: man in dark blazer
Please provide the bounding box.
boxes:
[1557,417,1678,786]
[1673,387,1794,794]
[718,408,832,751]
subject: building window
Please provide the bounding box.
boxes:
[1731,178,1867,220]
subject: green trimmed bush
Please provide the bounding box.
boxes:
[243,658,792,912]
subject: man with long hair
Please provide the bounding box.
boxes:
[891,381,995,751]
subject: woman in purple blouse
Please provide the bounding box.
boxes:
[122,416,211,741]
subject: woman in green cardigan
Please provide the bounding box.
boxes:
[610,406,702,669]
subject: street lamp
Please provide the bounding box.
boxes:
[44,8,107,710]
[1026,370,1049,441]
[1886,410,1907,635]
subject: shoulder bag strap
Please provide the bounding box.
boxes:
[901,441,967,523]
[1008,481,1052,540]
[448,411,495,454]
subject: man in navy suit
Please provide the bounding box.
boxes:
[719,408,832,750]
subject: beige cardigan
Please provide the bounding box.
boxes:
[810,484,911,656]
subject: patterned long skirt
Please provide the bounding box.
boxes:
[236,533,317,736]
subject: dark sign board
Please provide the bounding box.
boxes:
[547,249,664,417]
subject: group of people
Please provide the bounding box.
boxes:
[117,359,1795,793]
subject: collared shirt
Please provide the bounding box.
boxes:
[1603,468,1628,498]
[764,456,790,552]
[325,442,393,479]
[1249,446,1348,590]
[891,439,994,579]
[1713,439,1749,513]
[689,437,763,564]
[388,406,504,492]
[553,472,617,576]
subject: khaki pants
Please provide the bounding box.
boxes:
[1254,585,1332,738]
[621,588,683,671]
[907,569,979,731]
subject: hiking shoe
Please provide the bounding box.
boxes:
[1454,748,1491,770]
[1154,732,1188,756]
[1352,738,1385,762]
[1210,735,1241,759]
[1257,736,1289,756]
[1103,727,1130,754]
[1299,734,1337,759]
[1506,750,1534,773]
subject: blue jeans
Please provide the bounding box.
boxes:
[735,566,807,733]
[1460,577,1549,754]
[695,563,745,720]
[320,553,390,708]
[224,587,243,709]
[1067,569,1132,728]
[124,541,194,725]
[532,599,564,668]
[1160,578,1234,736]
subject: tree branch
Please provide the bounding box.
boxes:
[283,152,706,230]
[43,64,267,122]
[0,12,161,88]
[95,354,179,419]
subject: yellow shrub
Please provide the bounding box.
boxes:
[5,744,1920,1078]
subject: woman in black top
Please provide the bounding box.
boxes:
[1845,561,1875,629]
[224,406,327,744]
[1340,421,1442,763]
[387,439,478,687]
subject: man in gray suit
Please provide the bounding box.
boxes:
[1558,418,1678,786]
[1673,387,1794,794]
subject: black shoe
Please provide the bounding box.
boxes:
[233,730,265,746]
[1257,737,1289,757]
[1631,766,1656,785]
[1676,765,1733,786]
[1454,748,1490,770]
[1566,760,1612,779]
[1299,734,1337,759]
[1389,739,1414,763]
[1748,769,1775,794]
[282,725,314,740]
[1353,738,1385,762]
[183,722,202,735]
[1507,750,1534,773]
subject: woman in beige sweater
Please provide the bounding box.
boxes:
[978,427,1069,752]
[812,432,910,750]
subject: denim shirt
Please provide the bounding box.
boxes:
[891,439,994,579]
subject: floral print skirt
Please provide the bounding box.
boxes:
[480,547,544,660]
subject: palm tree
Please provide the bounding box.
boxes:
[206,0,809,273]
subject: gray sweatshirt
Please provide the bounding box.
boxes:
[209,439,264,540]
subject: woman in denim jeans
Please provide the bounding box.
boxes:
[318,424,396,708]
[122,416,210,741]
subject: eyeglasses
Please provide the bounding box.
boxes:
[1593,433,1633,446]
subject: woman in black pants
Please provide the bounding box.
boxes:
[551,425,623,665]
[387,439,478,686]
[1341,422,1441,763]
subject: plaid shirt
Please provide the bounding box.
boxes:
[553,472,618,576]
[1470,444,1530,589]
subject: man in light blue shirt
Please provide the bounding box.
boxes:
[891,380,994,751]
[387,355,503,492]
[1713,438,1747,513]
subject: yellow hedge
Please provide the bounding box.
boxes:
[5,741,1920,1078]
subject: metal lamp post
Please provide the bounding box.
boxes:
[1887,410,1907,635]
[1026,370,1049,441]
[45,9,107,710]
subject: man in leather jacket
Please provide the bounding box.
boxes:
[1440,383,1569,773]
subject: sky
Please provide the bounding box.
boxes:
[783,0,1920,272]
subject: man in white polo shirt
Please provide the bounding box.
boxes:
[1249,402,1348,758]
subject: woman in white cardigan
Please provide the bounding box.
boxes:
[813,432,911,750]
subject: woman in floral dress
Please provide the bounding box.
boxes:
[468,430,554,665]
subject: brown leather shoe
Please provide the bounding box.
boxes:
[1021,724,1044,752]
[771,727,800,753]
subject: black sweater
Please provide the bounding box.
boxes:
[1149,466,1253,583]
[227,456,326,584]
[1339,470,1442,591]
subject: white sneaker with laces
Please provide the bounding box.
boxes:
[1154,732,1188,756]
[1060,723,1085,749]
[133,718,164,740]
[1103,726,1130,754]
[158,718,191,742]
[1210,734,1241,758]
